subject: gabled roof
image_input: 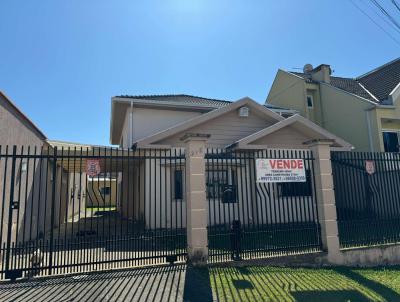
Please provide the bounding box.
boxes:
[357,58,400,102]
[110,94,295,145]
[290,57,400,104]
[291,72,377,103]
[134,97,285,148]
[0,91,46,140]
[231,114,353,149]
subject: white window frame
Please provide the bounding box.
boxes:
[206,167,237,203]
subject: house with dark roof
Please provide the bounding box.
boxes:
[266,58,400,151]
[110,94,297,148]
[109,94,351,230]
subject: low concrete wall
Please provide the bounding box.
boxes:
[210,243,400,268]
[338,244,400,267]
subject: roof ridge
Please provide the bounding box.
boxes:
[355,81,379,102]
[115,94,231,103]
[356,57,400,80]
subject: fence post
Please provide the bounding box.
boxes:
[182,133,210,266]
[306,139,343,264]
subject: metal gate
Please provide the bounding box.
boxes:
[206,148,322,262]
[0,145,186,280]
[331,151,400,248]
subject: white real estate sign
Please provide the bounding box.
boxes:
[256,158,306,183]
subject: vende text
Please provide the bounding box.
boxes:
[269,159,304,170]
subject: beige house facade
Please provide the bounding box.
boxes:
[266,58,400,152]
[110,95,351,229]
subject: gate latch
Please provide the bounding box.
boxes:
[11,201,19,210]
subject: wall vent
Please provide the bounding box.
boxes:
[239,106,249,117]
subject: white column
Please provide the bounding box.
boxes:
[182,133,210,266]
[307,139,343,264]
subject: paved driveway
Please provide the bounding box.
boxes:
[0,265,189,302]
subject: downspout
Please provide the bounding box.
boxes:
[365,107,375,152]
[129,101,133,148]
[318,83,325,127]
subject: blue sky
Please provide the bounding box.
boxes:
[0,0,399,146]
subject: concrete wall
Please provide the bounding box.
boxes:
[0,94,47,244]
[0,153,86,245]
[338,244,400,267]
[0,94,44,147]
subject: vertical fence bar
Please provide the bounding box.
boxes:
[48,147,57,275]
[4,146,17,275]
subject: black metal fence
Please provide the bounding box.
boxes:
[332,151,400,248]
[205,148,322,263]
[0,145,186,280]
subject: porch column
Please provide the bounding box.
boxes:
[306,139,343,264]
[182,133,210,266]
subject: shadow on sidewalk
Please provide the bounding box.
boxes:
[0,265,186,302]
[183,266,213,302]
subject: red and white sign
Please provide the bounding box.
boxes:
[86,159,101,177]
[365,160,375,175]
[256,158,306,183]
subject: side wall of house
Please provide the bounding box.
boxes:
[0,95,44,147]
[119,107,201,148]
[0,95,46,244]
[319,84,373,151]
[267,71,307,116]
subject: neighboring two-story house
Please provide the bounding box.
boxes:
[266,58,400,152]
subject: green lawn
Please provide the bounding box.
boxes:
[192,266,400,302]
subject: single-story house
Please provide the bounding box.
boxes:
[109,95,351,229]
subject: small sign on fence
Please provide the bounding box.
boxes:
[365,160,375,175]
[86,159,101,177]
[256,158,306,183]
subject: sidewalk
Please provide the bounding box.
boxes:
[0,265,187,302]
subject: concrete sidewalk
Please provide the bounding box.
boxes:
[0,265,188,302]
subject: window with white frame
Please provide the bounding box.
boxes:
[206,169,237,203]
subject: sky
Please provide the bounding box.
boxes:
[0,0,399,146]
